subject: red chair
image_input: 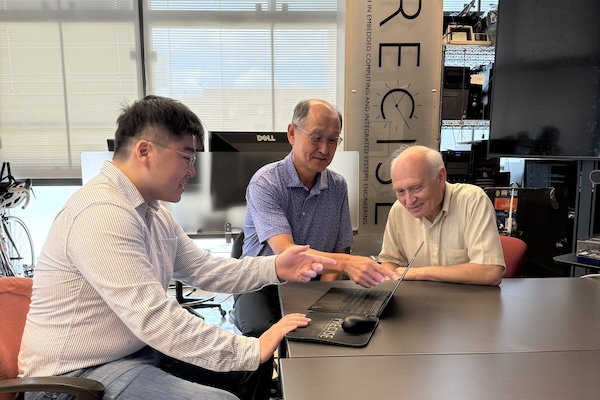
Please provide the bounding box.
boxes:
[0,277,104,400]
[499,235,528,278]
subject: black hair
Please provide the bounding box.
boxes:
[113,95,204,158]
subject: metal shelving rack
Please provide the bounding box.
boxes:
[441,44,496,145]
[443,43,496,69]
[441,119,490,144]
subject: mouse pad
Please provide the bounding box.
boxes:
[285,312,378,347]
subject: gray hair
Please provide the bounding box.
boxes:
[390,144,444,180]
[291,99,342,130]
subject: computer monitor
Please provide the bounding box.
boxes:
[210,152,288,211]
[209,131,291,152]
[523,159,578,208]
[208,131,291,214]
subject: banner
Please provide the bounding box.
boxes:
[345,0,443,247]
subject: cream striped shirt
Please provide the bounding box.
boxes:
[19,161,279,377]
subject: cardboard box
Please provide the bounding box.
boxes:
[576,234,600,266]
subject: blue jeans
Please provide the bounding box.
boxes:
[24,347,262,400]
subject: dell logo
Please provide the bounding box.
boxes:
[256,134,277,142]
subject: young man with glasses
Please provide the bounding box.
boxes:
[18,95,337,400]
[233,99,397,392]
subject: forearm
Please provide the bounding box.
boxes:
[381,261,398,274]
[319,250,397,286]
[407,263,504,286]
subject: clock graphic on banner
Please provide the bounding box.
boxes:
[373,80,422,136]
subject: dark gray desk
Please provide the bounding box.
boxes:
[553,252,600,276]
[281,278,600,358]
[280,350,600,400]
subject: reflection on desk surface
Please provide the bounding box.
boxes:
[280,278,600,358]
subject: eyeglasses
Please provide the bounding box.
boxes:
[148,141,197,167]
[294,125,343,146]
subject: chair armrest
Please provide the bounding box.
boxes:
[0,376,104,400]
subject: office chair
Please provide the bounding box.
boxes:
[231,231,245,260]
[0,277,105,400]
[499,235,528,278]
[228,232,245,331]
[173,281,226,318]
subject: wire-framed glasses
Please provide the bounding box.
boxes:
[294,125,343,146]
[148,141,197,167]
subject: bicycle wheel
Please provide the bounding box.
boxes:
[3,215,35,277]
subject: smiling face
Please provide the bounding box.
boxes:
[288,102,341,188]
[146,133,197,203]
[391,147,446,222]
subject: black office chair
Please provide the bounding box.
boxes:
[173,281,226,318]
[228,232,245,331]
[231,231,245,260]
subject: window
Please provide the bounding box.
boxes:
[0,0,340,179]
[0,1,141,179]
[144,0,339,147]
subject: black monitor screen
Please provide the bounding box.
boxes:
[210,152,288,211]
[209,131,291,152]
[488,0,600,159]
[523,160,578,208]
[208,131,291,212]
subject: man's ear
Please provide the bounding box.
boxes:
[438,167,447,183]
[135,140,152,166]
[287,123,296,146]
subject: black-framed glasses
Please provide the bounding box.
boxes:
[294,124,343,146]
[148,141,197,167]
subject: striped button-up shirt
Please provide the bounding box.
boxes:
[19,161,278,377]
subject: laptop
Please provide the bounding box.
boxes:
[285,242,424,347]
[307,241,424,317]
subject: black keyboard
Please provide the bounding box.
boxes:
[336,289,389,315]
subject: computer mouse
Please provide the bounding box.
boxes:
[341,315,379,334]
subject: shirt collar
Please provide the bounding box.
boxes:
[99,160,161,221]
[281,152,329,193]
[441,181,454,213]
[423,181,453,226]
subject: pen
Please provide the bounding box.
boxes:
[370,255,378,262]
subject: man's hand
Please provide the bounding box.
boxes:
[258,313,310,363]
[345,256,399,288]
[275,245,336,282]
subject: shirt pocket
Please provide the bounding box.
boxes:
[446,248,469,265]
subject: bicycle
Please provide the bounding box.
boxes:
[0,162,35,277]
[1,211,35,277]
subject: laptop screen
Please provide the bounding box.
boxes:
[389,241,424,295]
